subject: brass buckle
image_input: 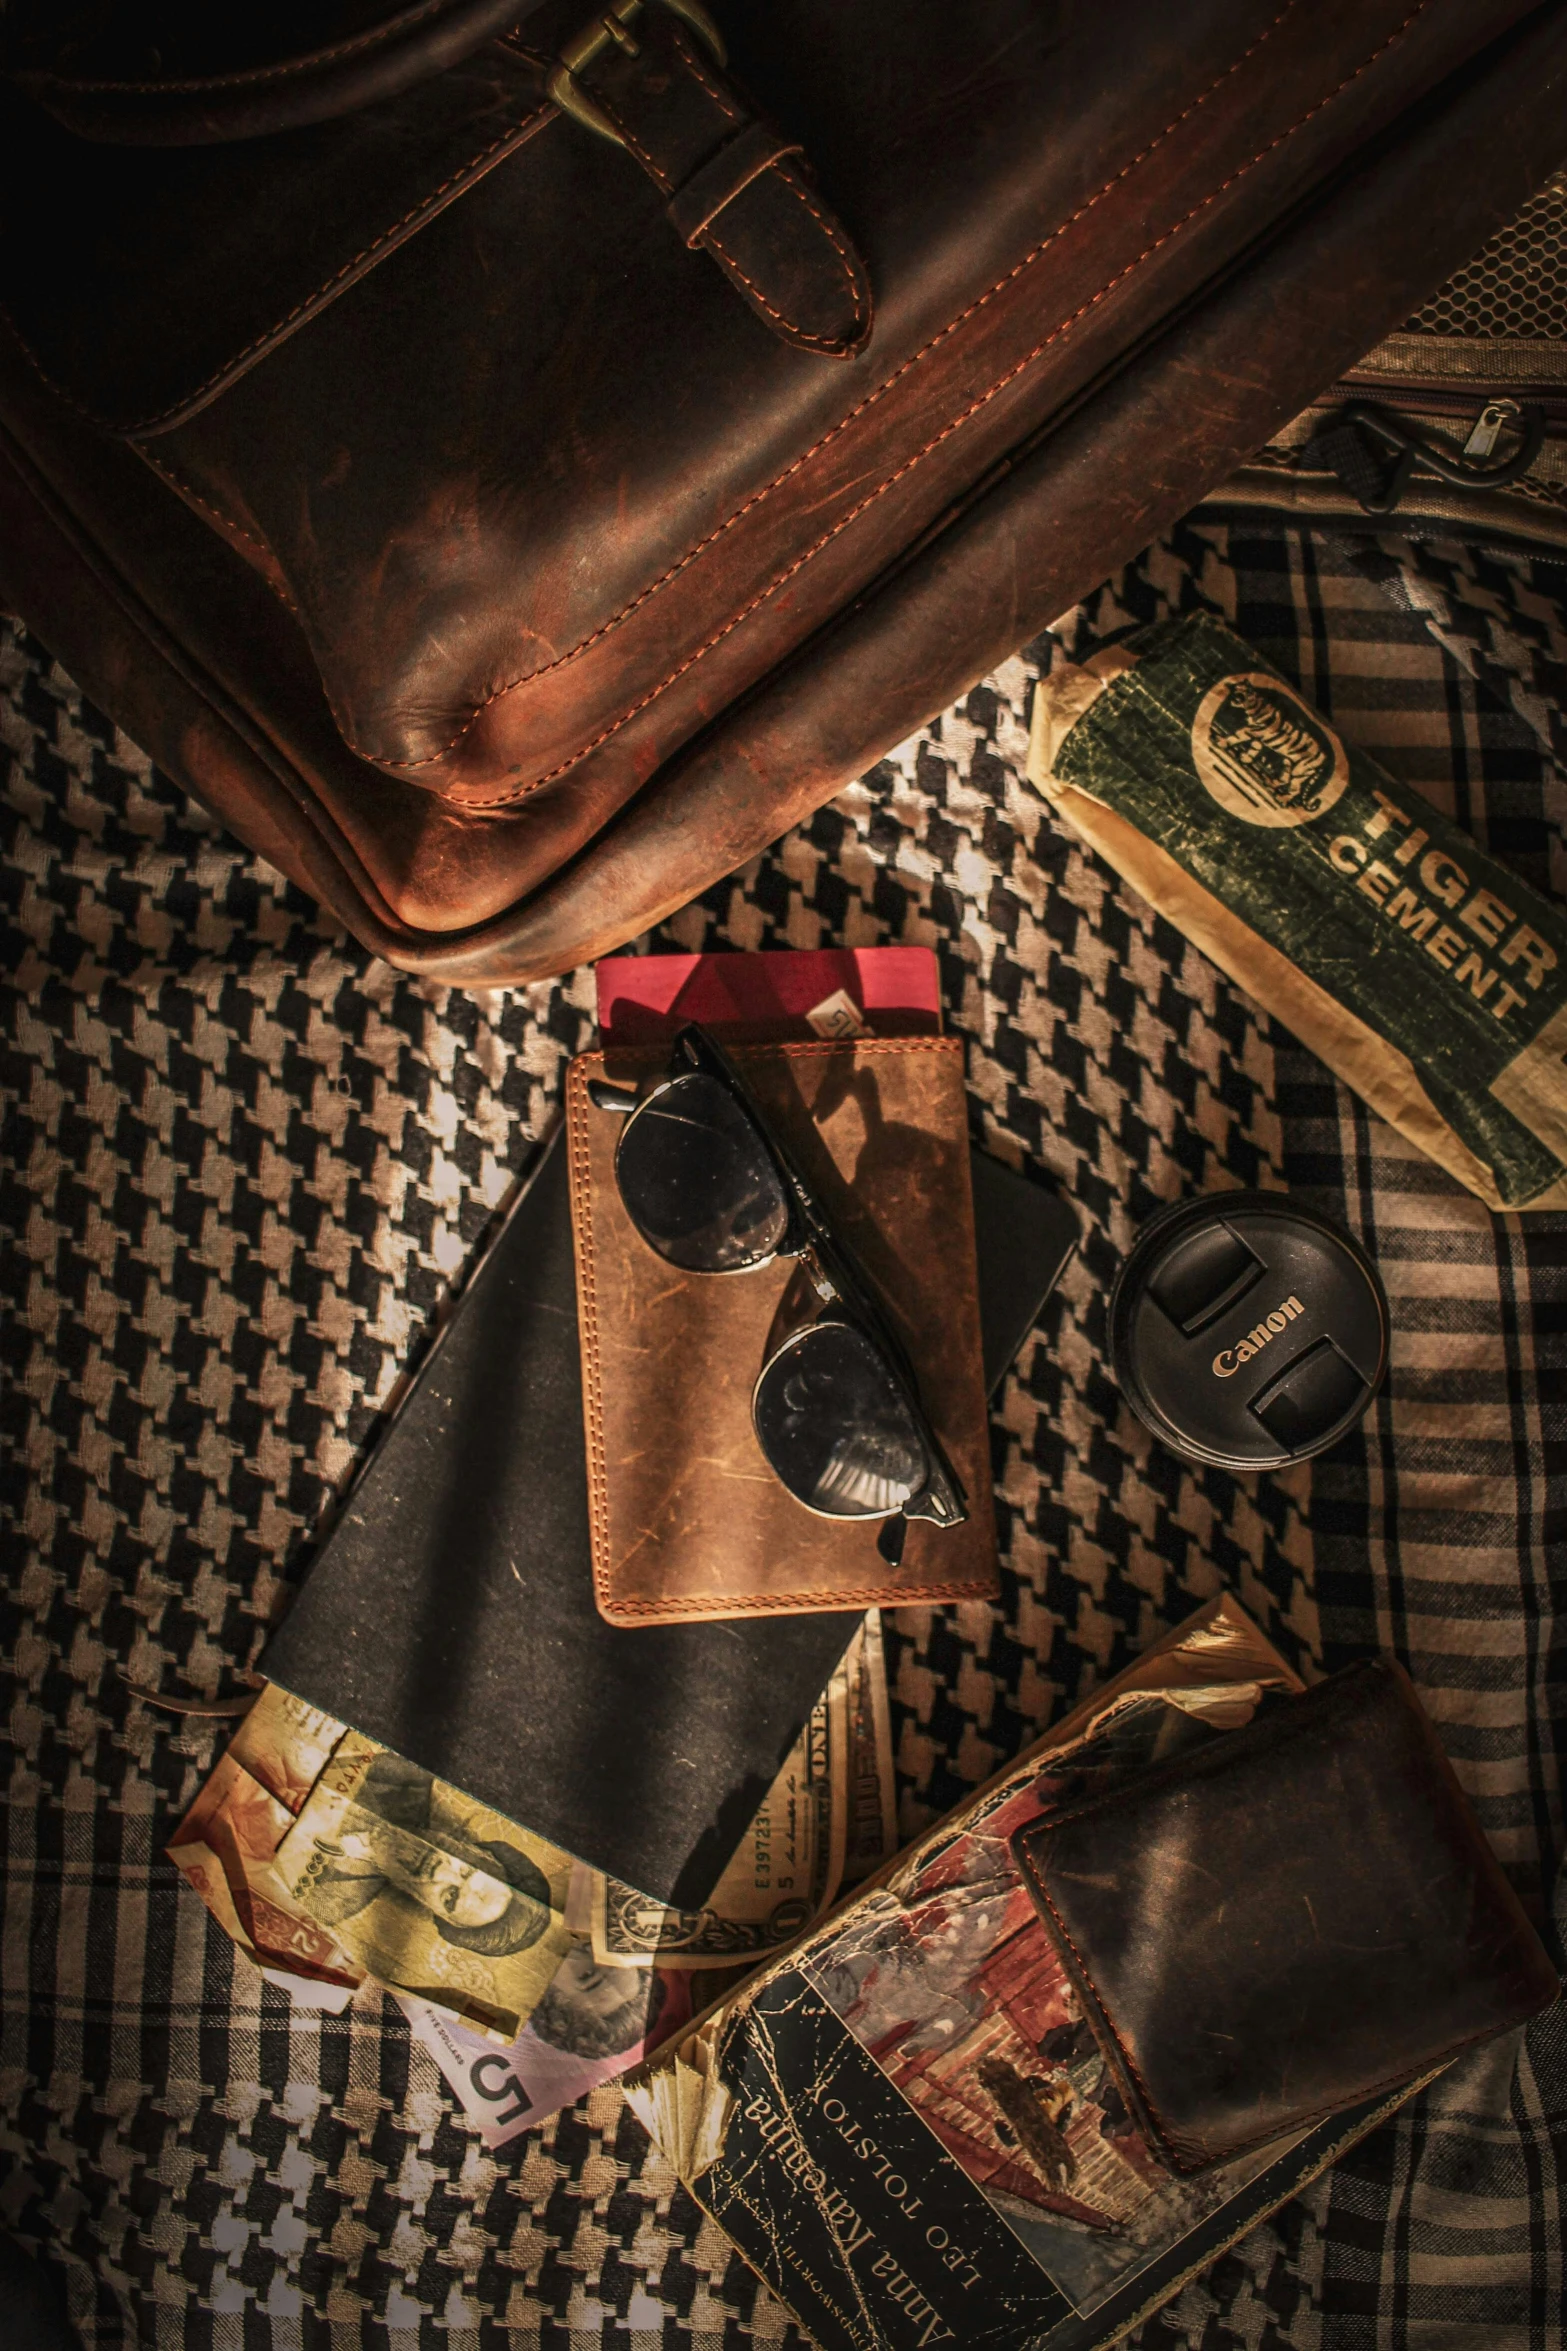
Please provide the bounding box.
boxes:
[547,0,727,145]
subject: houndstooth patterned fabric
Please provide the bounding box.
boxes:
[3,515,1565,2348]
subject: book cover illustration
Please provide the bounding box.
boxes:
[630,1599,1426,2351]
[796,1675,1292,2314]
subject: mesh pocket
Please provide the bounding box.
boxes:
[1403,168,1567,341]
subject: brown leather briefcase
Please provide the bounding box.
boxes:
[3,3,1567,983]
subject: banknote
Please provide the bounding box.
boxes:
[169,1840,355,2007]
[399,1871,701,2143]
[168,1750,363,1994]
[168,1836,261,1969]
[838,1608,898,1889]
[590,1617,895,1969]
[275,1732,573,2040]
[227,1684,346,1814]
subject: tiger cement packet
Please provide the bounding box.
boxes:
[1027,613,1567,1211]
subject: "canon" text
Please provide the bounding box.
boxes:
[1213,1295,1303,1378]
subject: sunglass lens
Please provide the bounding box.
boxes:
[617,1073,791,1271]
[753,1322,929,1518]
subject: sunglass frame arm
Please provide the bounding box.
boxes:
[674,1027,968,1531]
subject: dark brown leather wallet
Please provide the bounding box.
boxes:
[1012,1658,1559,2174]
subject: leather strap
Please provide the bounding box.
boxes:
[666,121,802,248]
[570,12,871,359]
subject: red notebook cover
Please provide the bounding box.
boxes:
[596,946,942,1045]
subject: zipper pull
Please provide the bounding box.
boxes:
[1462,398,1522,461]
[1301,399,1546,515]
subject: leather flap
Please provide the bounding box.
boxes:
[0,36,553,434]
[101,0,1548,811]
[1012,1660,1560,2173]
[8,0,542,145]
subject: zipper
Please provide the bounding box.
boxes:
[1286,378,1564,520]
[1332,377,1567,435]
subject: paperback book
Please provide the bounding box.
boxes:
[629,1597,1433,2351]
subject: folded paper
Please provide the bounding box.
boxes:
[1029,615,1567,1210]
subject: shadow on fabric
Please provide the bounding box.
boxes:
[0,2233,78,2351]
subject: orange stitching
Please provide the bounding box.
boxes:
[137,448,286,578]
[103,10,1294,763]
[440,0,1438,802]
[597,1572,998,1619]
[566,1071,616,1606]
[677,29,743,127]
[699,193,868,354]
[592,85,675,194]
[137,448,262,555]
[770,159,871,322]
[6,103,554,441]
[25,0,475,93]
[95,0,1420,797]
[764,1036,958,1059]
[163,103,551,418]
[591,49,866,355]
[138,447,310,628]
[369,0,1314,777]
[699,159,871,353]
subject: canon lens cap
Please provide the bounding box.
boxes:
[1110,1192,1388,1471]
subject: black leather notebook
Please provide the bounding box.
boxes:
[260,1125,1075,1907]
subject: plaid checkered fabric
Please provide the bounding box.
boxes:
[3,514,1563,2347]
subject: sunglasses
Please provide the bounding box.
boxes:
[588,1025,967,1539]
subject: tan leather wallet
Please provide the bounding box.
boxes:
[565,1037,999,1625]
